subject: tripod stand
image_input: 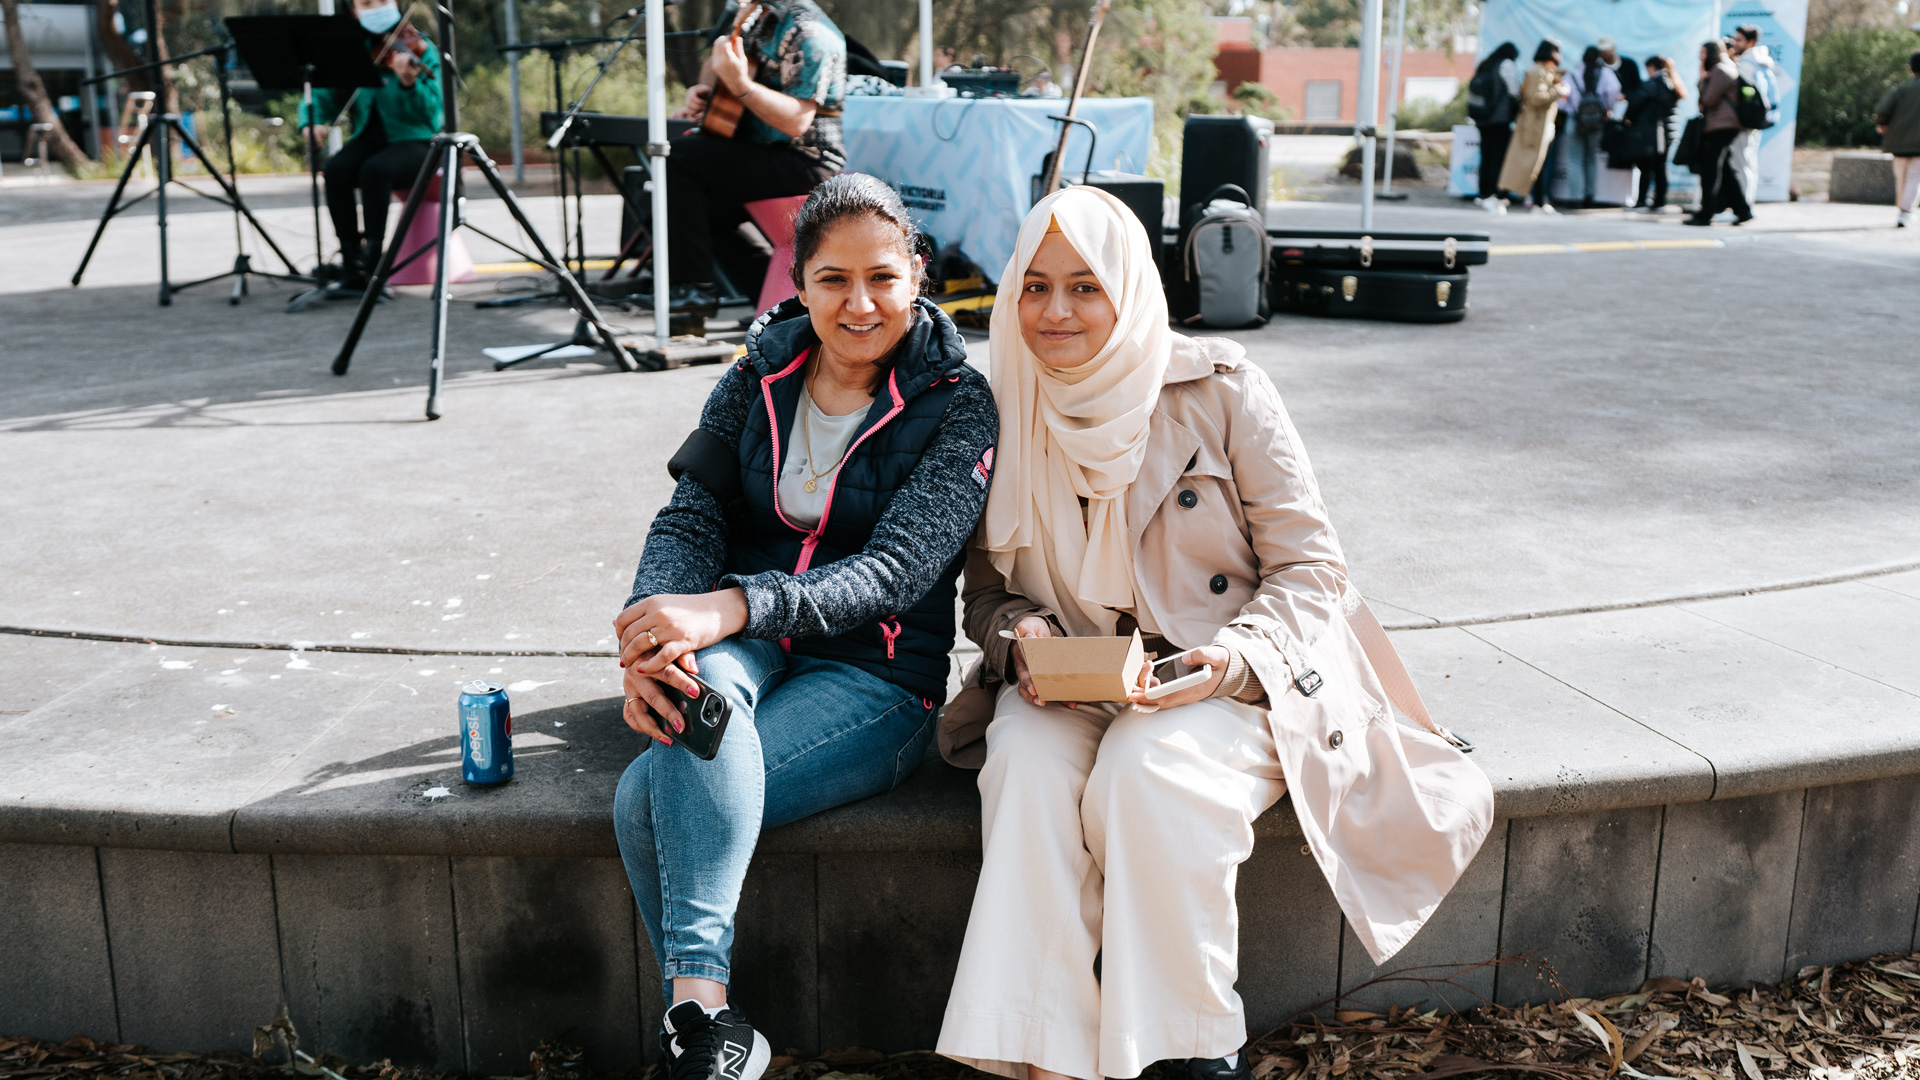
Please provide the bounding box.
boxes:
[330,0,641,419]
[72,42,308,306]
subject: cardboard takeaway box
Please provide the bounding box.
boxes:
[1018,631,1147,703]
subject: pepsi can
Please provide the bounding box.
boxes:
[459,681,514,784]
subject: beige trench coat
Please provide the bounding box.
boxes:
[1496,62,1566,195]
[939,334,1494,964]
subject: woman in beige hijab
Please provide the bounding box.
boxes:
[934,187,1492,1080]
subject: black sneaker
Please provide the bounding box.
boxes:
[1167,1049,1253,1080]
[660,1000,770,1080]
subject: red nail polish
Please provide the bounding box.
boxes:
[688,685,699,697]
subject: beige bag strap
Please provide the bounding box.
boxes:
[1348,596,1474,752]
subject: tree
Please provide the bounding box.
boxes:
[1,0,91,169]
[1799,26,1918,145]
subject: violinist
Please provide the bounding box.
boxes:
[298,0,443,293]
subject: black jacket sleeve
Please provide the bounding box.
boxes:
[625,363,755,606]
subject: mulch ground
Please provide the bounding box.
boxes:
[4,953,1916,1080]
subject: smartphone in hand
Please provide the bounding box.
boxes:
[656,673,732,760]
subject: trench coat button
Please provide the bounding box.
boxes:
[1177,489,1198,509]
[1209,574,1229,594]
[1329,730,1345,749]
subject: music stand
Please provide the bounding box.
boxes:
[225,16,384,311]
[71,42,309,305]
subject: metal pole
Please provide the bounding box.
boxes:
[1355,0,1383,229]
[918,0,933,88]
[84,15,104,159]
[1380,0,1408,196]
[647,0,670,341]
[505,0,523,183]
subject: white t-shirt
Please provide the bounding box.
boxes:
[777,384,870,530]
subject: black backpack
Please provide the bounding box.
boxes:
[1575,67,1608,134]
[1467,65,1512,123]
[1734,75,1774,130]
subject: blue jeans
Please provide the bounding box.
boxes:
[613,635,937,986]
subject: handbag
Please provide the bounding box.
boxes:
[1672,115,1705,173]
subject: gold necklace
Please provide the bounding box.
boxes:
[799,378,853,494]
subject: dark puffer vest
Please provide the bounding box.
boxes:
[629,297,999,707]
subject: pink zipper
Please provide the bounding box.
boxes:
[759,360,909,649]
[765,365,907,575]
[879,617,902,659]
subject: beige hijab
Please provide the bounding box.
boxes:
[980,186,1172,637]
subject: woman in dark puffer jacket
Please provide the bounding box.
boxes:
[612,174,999,1080]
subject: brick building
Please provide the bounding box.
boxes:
[1210,17,1477,129]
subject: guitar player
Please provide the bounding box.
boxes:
[654,0,848,315]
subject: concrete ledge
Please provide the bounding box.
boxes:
[1829,151,1896,205]
[3,576,1918,1069]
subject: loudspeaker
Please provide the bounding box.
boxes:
[1080,173,1165,258]
[1179,115,1272,233]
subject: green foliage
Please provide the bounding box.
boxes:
[1231,81,1292,124]
[1263,0,1474,50]
[1395,81,1467,131]
[1799,26,1919,146]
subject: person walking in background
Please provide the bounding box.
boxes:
[1625,56,1686,212]
[1469,42,1522,212]
[1564,45,1623,207]
[1730,25,1782,206]
[1598,36,1642,98]
[1874,50,1920,227]
[1687,39,1753,226]
[1497,40,1570,213]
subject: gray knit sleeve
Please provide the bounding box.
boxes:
[625,363,755,606]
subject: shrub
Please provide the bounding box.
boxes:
[1799,26,1919,146]
[1395,82,1468,132]
[1231,81,1293,124]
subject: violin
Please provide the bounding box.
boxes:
[372,19,429,69]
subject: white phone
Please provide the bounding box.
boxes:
[1143,665,1213,701]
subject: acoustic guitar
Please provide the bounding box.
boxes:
[699,0,766,139]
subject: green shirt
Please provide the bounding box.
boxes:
[298,31,444,144]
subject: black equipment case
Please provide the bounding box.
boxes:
[1270,266,1470,322]
[1265,227,1490,323]
[1178,115,1272,235]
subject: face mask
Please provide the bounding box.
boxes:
[358,3,401,34]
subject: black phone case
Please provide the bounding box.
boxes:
[657,675,732,760]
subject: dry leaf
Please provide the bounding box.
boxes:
[1734,1043,1763,1080]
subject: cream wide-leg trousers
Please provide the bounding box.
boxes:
[937,685,1288,1080]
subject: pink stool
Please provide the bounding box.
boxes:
[388,173,477,286]
[744,195,810,312]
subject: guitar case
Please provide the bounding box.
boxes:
[1266,227,1489,323]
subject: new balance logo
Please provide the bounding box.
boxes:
[719,1040,750,1080]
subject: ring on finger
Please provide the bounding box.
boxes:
[645,630,659,649]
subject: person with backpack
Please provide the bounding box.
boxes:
[1873,50,1920,227]
[1624,56,1687,212]
[1563,45,1624,207]
[1686,39,1753,226]
[1469,42,1523,212]
[1496,40,1572,212]
[1730,25,1782,207]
